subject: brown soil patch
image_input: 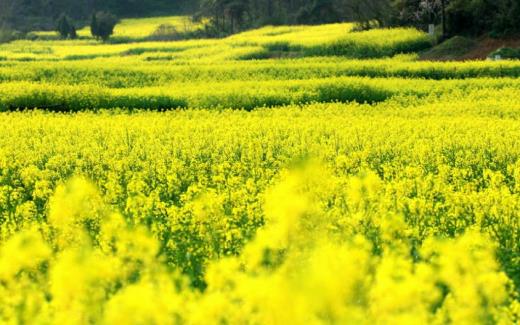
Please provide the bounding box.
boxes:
[460,36,520,60]
[421,35,520,61]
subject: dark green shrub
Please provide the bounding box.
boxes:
[489,48,520,60]
[0,28,23,44]
[149,24,179,41]
[90,11,118,41]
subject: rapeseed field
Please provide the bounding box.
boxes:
[0,17,518,324]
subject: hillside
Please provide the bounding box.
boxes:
[421,35,520,61]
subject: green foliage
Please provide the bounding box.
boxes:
[0,28,19,44]
[1,0,520,37]
[149,24,179,41]
[90,11,118,41]
[489,47,520,60]
[493,0,520,36]
[0,0,194,32]
[445,0,520,36]
[56,14,77,39]
[192,0,520,37]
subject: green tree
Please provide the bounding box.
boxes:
[90,13,98,38]
[56,14,71,39]
[343,0,394,29]
[493,0,520,35]
[70,24,78,39]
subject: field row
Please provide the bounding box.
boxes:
[0,102,518,322]
[0,77,518,111]
[33,16,203,42]
[1,57,520,87]
[1,24,430,61]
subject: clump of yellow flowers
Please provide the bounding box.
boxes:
[0,162,517,324]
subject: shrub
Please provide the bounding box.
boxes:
[149,24,180,41]
[90,11,118,41]
[0,28,20,44]
[489,47,520,60]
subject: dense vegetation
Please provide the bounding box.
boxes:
[196,0,520,37]
[1,0,520,40]
[0,16,519,324]
[0,0,194,30]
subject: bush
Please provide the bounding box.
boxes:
[149,24,180,41]
[489,47,520,60]
[0,28,21,44]
[90,11,118,41]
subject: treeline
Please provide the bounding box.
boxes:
[196,0,520,37]
[1,0,519,38]
[0,0,195,31]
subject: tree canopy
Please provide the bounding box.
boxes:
[195,0,520,37]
